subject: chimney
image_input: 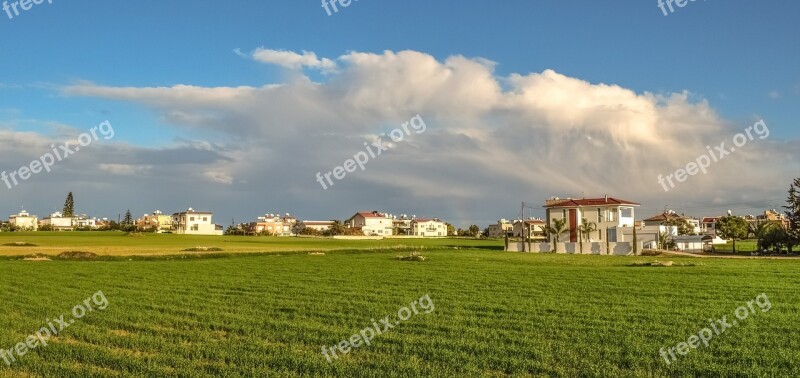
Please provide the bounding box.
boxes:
[604,194,608,203]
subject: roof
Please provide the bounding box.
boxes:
[643,212,686,222]
[303,221,334,225]
[173,210,213,215]
[544,197,640,208]
[701,217,721,223]
[354,211,389,218]
[411,218,443,223]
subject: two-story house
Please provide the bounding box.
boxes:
[544,196,640,243]
[410,218,447,237]
[172,208,223,235]
[346,211,393,236]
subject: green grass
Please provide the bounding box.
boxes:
[1,249,799,377]
[0,232,501,256]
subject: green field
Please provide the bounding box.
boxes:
[1,240,799,377]
[0,232,500,256]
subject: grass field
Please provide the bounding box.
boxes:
[0,232,501,256]
[1,241,799,377]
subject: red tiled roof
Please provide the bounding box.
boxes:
[357,211,388,218]
[643,212,685,222]
[702,217,721,223]
[544,197,640,208]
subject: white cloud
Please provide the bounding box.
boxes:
[250,48,336,72]
[48,49,800,225]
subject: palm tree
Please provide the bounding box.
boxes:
[545,218,568,253]
[750,220,780,252]
[578,218,597,253]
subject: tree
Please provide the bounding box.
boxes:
[666,217,694,235]
[633,226,638,255]
[717,216,749,253]
[577,218,597,253]
[544,218,568,253]
[445,223,456,237]
[750,220,781,252]
[123,210,133,225]
[658,232,676,250]
[468,225,480,237]
[323,220,346,236]
[63,192,74,217]
[785,178,800,253]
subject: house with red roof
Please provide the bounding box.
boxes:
[346,211,394,236]
[544,195,640,243]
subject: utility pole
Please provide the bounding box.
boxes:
[521,202,526,252]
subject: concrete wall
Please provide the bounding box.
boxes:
[506,241,643,255]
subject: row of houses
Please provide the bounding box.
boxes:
[243,211,449,237]
[6,208,224,235]
[7,208,449,237]
[497,195,792,253]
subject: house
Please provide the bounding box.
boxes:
[757,209,790,229]
[248,213,296,236]
[673,235,714,253]
[487,219,513,238]
[172,208,223,235]
[40,212,74,231]
[512,219,546,241]
[410,218,447,237]
[8,210,38,230]
[74,215,100,229]
[701,217,721,235]
[298,220,334,233]
[392,215,414,235]
[346,211,393,236]
[544,196,640,243]
[137,210,173,233]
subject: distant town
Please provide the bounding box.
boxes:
[2,191,793,254]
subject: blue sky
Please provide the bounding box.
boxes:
[0,1,798,225]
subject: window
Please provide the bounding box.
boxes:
[597,208,604,223]
[562,209,567,219]
[609,209,617,222]
[203,217,208,222]
[190,217,195,221]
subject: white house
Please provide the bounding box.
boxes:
[299,220,334,233]
[544,196,640,243]
[41,212,74,231]
[172,208,223,235]
[9,210,38,230]
[410,218,447,237]
[512,219,546,241]
[74,215,100,229]
[346,211,393,236]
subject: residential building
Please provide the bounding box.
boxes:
[248,213,297,236]
[701,217,721,235]
[40,212,74,231]
[544,196,640,243]
[137,210,173,233]
[757,209,790,229]
[346,211,393,236]
[298,220,334,233]
[512,219,546,241]
[172,208,223,235]
[393,215,414,235]
[9,210,38,230]
[643,211,701,234]
[410,218,447,237]
[487,219,513,238]
[74,215,100,229]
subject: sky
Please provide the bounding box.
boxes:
[0,0,798,227]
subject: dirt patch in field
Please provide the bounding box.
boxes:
[4,242,37,247]
[111,329,132,337]
[182,247,224,252]
[58,251,99,260]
